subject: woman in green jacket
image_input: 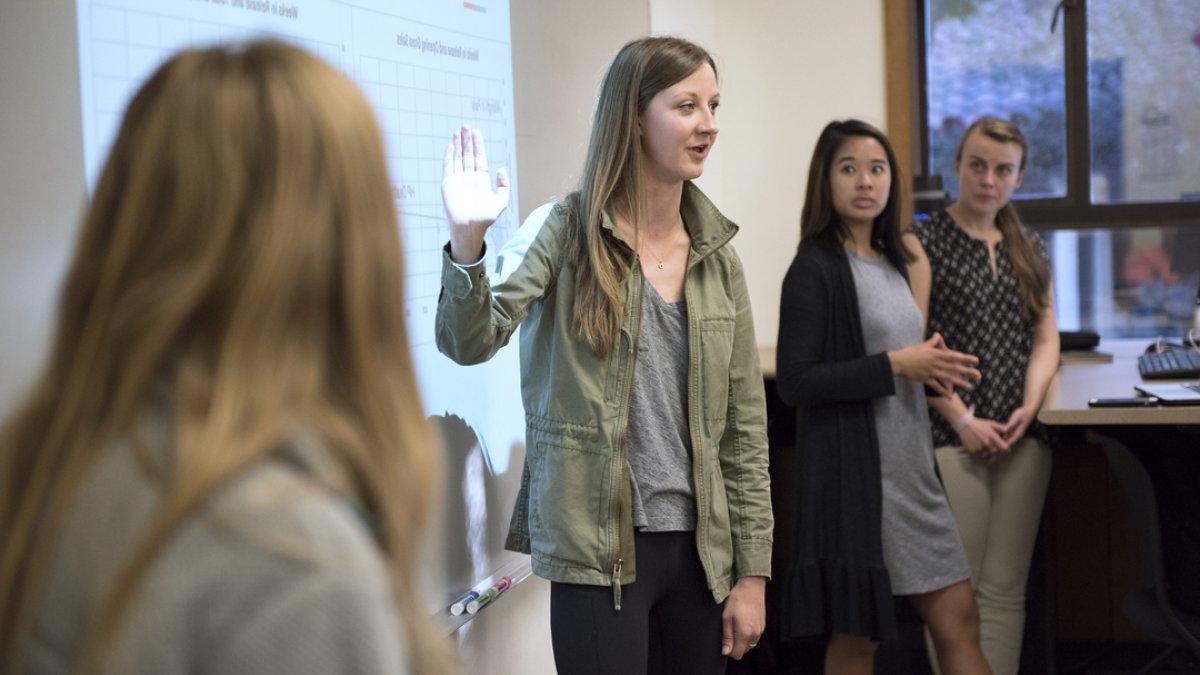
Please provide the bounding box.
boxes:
[436,36,772,673]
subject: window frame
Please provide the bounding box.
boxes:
[912,0,1200,231]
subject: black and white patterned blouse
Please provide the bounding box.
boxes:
[911,209,1049,448]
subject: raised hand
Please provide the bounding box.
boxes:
[442,124,510,263]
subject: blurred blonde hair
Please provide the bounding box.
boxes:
[0,41,446,672]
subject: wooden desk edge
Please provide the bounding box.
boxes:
[1038,339,1200,426]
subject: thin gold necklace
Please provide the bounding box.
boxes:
[640,225,686,270]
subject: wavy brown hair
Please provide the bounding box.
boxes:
[955,116,1051,319]
[564,36,716,357]
[0,41,447,672]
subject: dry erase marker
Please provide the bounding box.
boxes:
[450,590,480,616]
[467,588,499,614]
[466,576,513,614]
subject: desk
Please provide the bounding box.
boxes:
[1037,339,1199,664]
[1040,339,1200,426]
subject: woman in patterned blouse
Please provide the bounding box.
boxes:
[906,117,1060,675]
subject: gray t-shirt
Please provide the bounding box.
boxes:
[847,249,970,595]
[626,279,696,532]
[21,405,409,674]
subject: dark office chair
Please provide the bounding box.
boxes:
[1089,431,1200,674]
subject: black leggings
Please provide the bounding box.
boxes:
[550,530,726,675]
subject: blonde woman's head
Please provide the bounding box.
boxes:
[0,40,445,671]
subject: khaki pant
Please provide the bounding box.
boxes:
[925,437,1053,675]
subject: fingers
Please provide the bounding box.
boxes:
[937,349,980,370]
[1001,421,1028,449]
[492,166,512,214]
[725,623,753,661]
[472,127,488,172]
[985,420,1012,452]
[999,416,1020,438]
[721,613,734,656]
[927,333,978,365]
[944,347,980,366]
[935,373,976,392]
[443,136,455,178]
[996,409,1027,447]
[461,124,475,172]
[928,378,954,399]
[929,365,975,392]
[965,420,1006,456]
[929,352,981,391]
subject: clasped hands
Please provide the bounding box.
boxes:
[957,404,1034,460]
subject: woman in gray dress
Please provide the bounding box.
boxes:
[776,120,992,674]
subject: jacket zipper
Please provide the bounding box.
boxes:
[610,263,643,611]
[682,263,711,585]
[611,557,623,610]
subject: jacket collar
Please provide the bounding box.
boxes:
[600,181,739,263]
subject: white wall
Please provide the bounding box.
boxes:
[648,0,722,205]
[512,1,651,218]
[652,0,888,346]
[0,1,86,416]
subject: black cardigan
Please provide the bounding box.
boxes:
[775,241,906,641]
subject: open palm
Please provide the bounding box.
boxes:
[442,124,510,232]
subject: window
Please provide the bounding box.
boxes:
[920,0,1200,224]
[925,0,1067,201]
[919,0,1200,338]
[1043,225,1200,338]
[1086,2,1200,205]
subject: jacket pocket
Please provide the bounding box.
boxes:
[527,438,608,566]
[699,317,735,424]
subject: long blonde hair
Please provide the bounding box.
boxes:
[0,41,446,672]
[564,36,716,357]
[955,116,1051,319]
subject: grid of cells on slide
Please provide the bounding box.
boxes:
[78,1,518,348]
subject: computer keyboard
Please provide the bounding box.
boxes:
[1138,349,1200,379]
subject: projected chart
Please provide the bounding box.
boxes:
[78,1,517,339]
[76,0,524,481]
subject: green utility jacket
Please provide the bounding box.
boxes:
[436,182,772,606]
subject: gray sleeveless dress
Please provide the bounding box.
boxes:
[847,250,970,594]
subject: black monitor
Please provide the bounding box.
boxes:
[913,174,949,220]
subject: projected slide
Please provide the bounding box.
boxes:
[76,0,524,477]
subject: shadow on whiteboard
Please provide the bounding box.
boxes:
[423,414,527,625]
